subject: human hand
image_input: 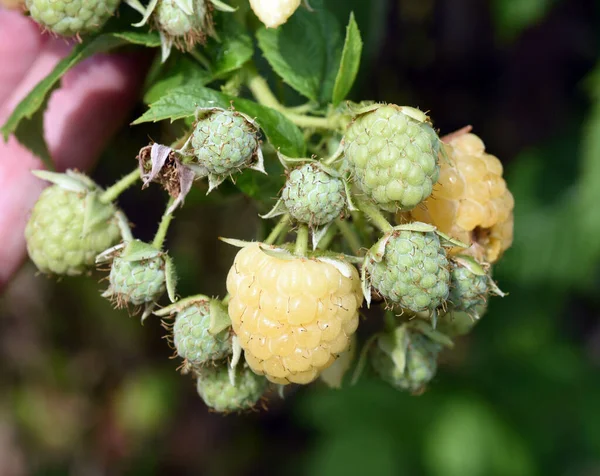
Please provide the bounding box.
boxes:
[0,9,148,289]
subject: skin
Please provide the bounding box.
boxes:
[0,10,149,290]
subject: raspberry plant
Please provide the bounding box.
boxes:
[3,0,514,412]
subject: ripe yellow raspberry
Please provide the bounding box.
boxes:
[226,243,363,385]
[404,131,514,263]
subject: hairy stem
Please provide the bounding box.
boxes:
[355,197,393,233]
[294,224,309,257]
[264,214,290,245]
[100,168,141,204]
[152,197,176,249]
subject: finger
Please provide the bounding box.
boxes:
[0,10,49,109]
[0,49,149,288]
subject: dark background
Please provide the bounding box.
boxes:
[2,0,600,474]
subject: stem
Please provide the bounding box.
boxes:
[294,225,309,257]
[287,102,314,114]
[222,294,231,306]
[246,73,339,131]
[152,197,176,249]
[100,168,141,204]
[355,197,393,233]
[336,219,362,254]
[264,214,290,245]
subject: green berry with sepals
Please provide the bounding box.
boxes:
[282,163,346,226]
[261,153,355,249]
[98,239,177,320]
[370,323,448,394]
[154,295,232,369]
[26,0,120,36]
[362,222,457,314]
[128,0,234,61]
[25,170,122,276]
[343,104,442,212]
[448,255,505,316]
[181,108,265,193]
[195,364,267,413]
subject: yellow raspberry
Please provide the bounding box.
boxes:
[226,243,363,385]
[403,131,514,263]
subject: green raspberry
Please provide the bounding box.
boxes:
[196,365,267,413]
[366,228,450,312]
[449,262,488,312]
[343,104,440,211]
[25,184,120,276]
[282,163,346,226]
[26,0,120,36]
[173,301,232,366]
[191,109,259,175]
[108,254,166,306]
[371,329,441,393]
[155,0,211,46]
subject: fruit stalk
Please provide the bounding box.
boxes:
[152,197,176,249]
[294,224,309,256]
[100,168,141,204]
[355,197,393,233]
[246,71,337,131]
[264,214,290,245]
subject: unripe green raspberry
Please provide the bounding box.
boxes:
[196,365,267,413]
[155,0,211,47]
[282,163,346,226]
[365,227,450,312]
[344,105,441,211]
[25,173,121,276]
[449,262,488,312]
[173,301,232,366]
[371,328,441,393]
[108,254,166,306]
[191,109,260,175]
[26,0,120,36]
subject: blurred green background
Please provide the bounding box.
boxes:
[3,0,600,474]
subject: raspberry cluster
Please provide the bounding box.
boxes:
[19,3,514,412]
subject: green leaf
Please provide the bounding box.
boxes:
[1,33,151,167]
[111,30,161,47]
[143,56,213,105]
[207,21,253,78]
[133,86,228,124]
[232,97,305,157]
[133,85,306,156]
[332,13,363,105]
[256,0,343,103]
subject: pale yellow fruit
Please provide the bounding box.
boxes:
[226,243,363,385]
[401,131,514,263]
